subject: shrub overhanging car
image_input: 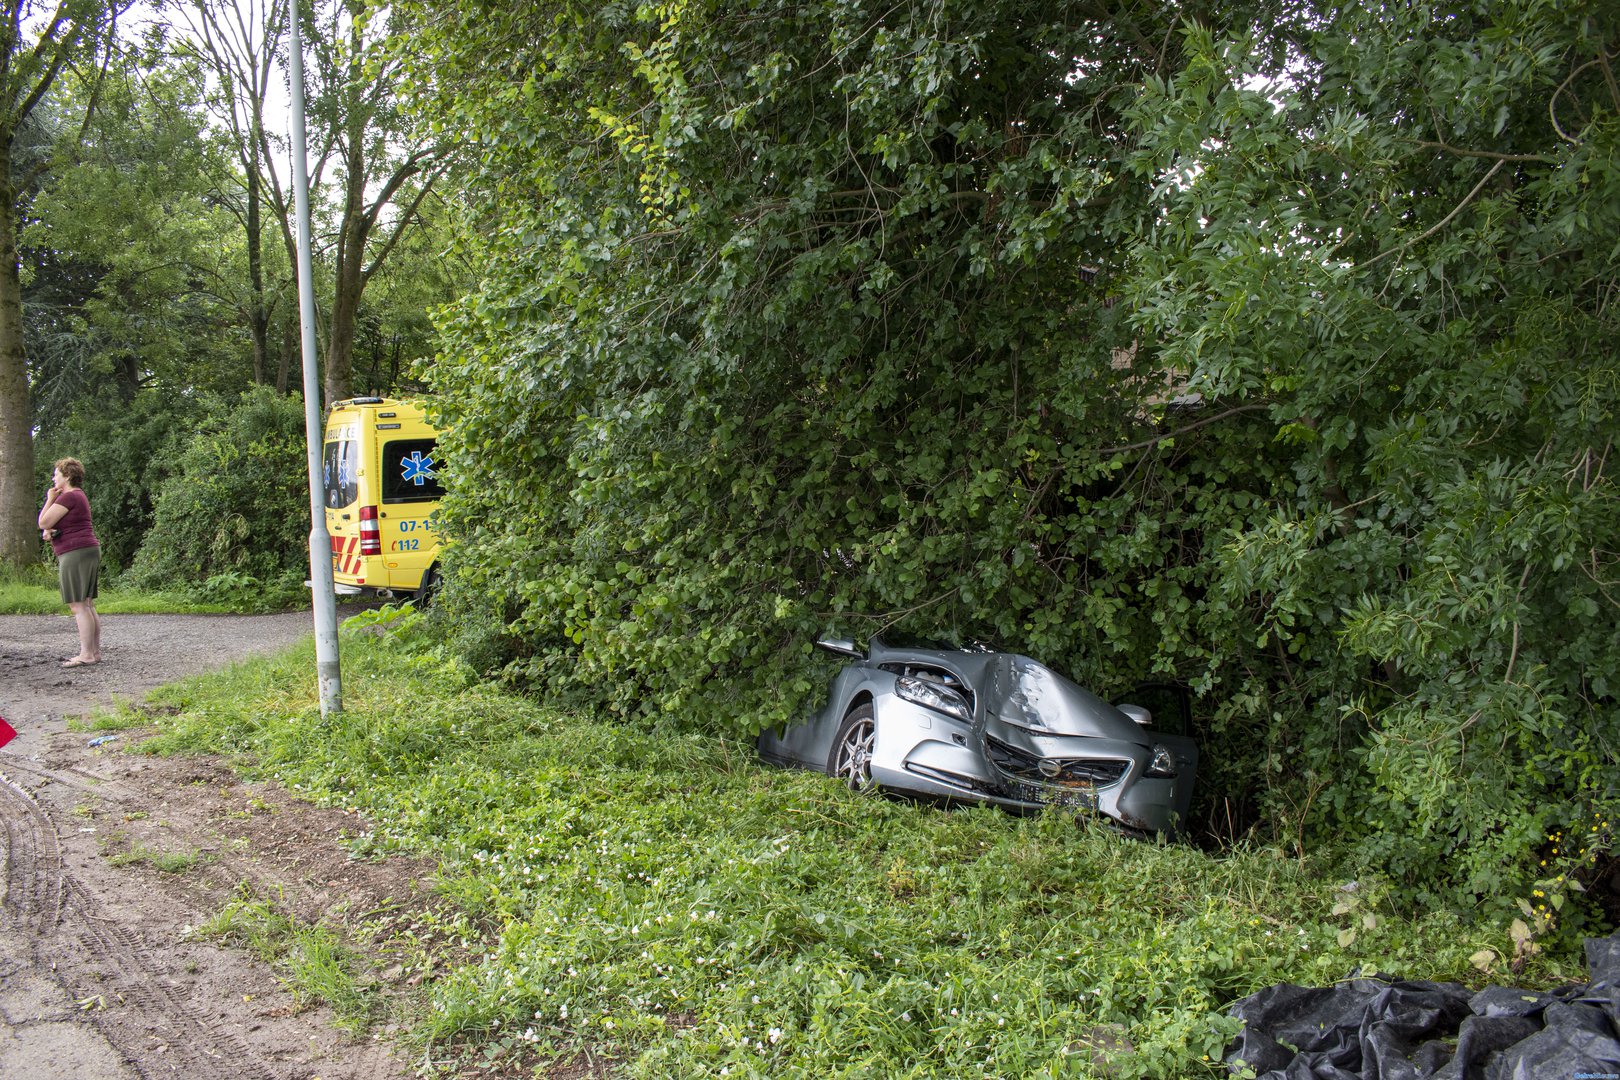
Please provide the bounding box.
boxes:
[758,637,1198,836]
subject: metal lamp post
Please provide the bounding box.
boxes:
[289,0,342,715]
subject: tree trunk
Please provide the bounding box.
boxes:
[325,263,359,403]
[0,137,38,565]
[323,130,368,405]
[115,353,141,399]
[247,135,270,384]
[276,315,294,395]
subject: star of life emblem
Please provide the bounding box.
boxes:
[400,450,437,486]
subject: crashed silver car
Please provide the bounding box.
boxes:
[758,636,1198,836]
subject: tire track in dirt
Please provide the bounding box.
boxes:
[64,878,284,1080]
[2,769,283,1079]
[2,757,290,913]
[1,752,414,1080]
[0,772,65,934]
[0,767,275,1080]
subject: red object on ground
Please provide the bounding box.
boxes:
[0,716,15,748]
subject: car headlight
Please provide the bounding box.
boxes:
[894,676,973,724]
[1145,745,1178,779]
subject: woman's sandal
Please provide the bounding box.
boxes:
[61,657,98,668]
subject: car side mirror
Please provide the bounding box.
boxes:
[1117,704,1153,727]
[814,637,866,659]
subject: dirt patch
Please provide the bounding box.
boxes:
[0,609,421,1080]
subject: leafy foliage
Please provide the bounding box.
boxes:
[25,48,252,425]
[404,0,1269,714]
[397,0,1618,913]
[1118,4,1620,904]
[33,390,198,569]
[126,387,312,592]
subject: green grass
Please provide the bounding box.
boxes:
[106,840,202,874]
[0,562,303,615]
[129,613,1588,1078]
[70,702,156,733]
[196,894,378,1032]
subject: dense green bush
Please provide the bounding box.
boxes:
[1118,7,1620,913]
[34,390,198,569]
[126,387,312,592]
[398,0,1619,921]
[421,540,535,680]
[407,0,1279,727]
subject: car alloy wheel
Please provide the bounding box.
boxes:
[830,704,876,791]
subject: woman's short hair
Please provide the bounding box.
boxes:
[54,458,86,488]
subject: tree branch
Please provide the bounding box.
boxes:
[1412,139,1552,164]
[1549,57,1602,144]
[1358,159,1505,271]
[360,172,438,281]
[1098,402,1270,455]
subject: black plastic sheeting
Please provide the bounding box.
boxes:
[1224,932,1620,1079]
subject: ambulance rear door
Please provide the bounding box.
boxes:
[322,414,365,585]
[376,430,443,589]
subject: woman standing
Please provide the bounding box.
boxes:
[38,457,101,667]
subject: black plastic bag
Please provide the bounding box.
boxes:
[1224,931,1620,1079]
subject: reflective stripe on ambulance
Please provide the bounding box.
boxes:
[330,534,362,575]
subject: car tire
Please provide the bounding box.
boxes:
[828,704,877,791]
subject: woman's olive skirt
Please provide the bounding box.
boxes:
[58,544,101,604]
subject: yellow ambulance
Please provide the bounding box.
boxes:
[321,397,444,600]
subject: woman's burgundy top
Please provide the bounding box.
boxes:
[50,488,99,556]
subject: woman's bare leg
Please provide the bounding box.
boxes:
[68,600,101,662]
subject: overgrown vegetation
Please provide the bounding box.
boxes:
[131,616,1587,1077]
[4,393,317,612]
[395,0,1619,915]
[32,392,197,569]
[16,387,335,612]
[124,387,312,595]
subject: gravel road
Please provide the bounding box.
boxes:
[0,607,415,1080]
[0,610,325,758]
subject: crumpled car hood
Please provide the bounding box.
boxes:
[979,654,1147,742]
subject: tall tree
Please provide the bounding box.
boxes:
[179,0,444,405]
[302,0,441,403]
[26,42,250,427]
[177,0,289,387]
[0,0,134,565]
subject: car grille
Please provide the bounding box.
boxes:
[983,736,1129,790]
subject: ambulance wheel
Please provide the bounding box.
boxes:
[415,566,441,608]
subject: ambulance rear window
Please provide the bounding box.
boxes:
[382,439,445,502]
[323,440,359,508]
